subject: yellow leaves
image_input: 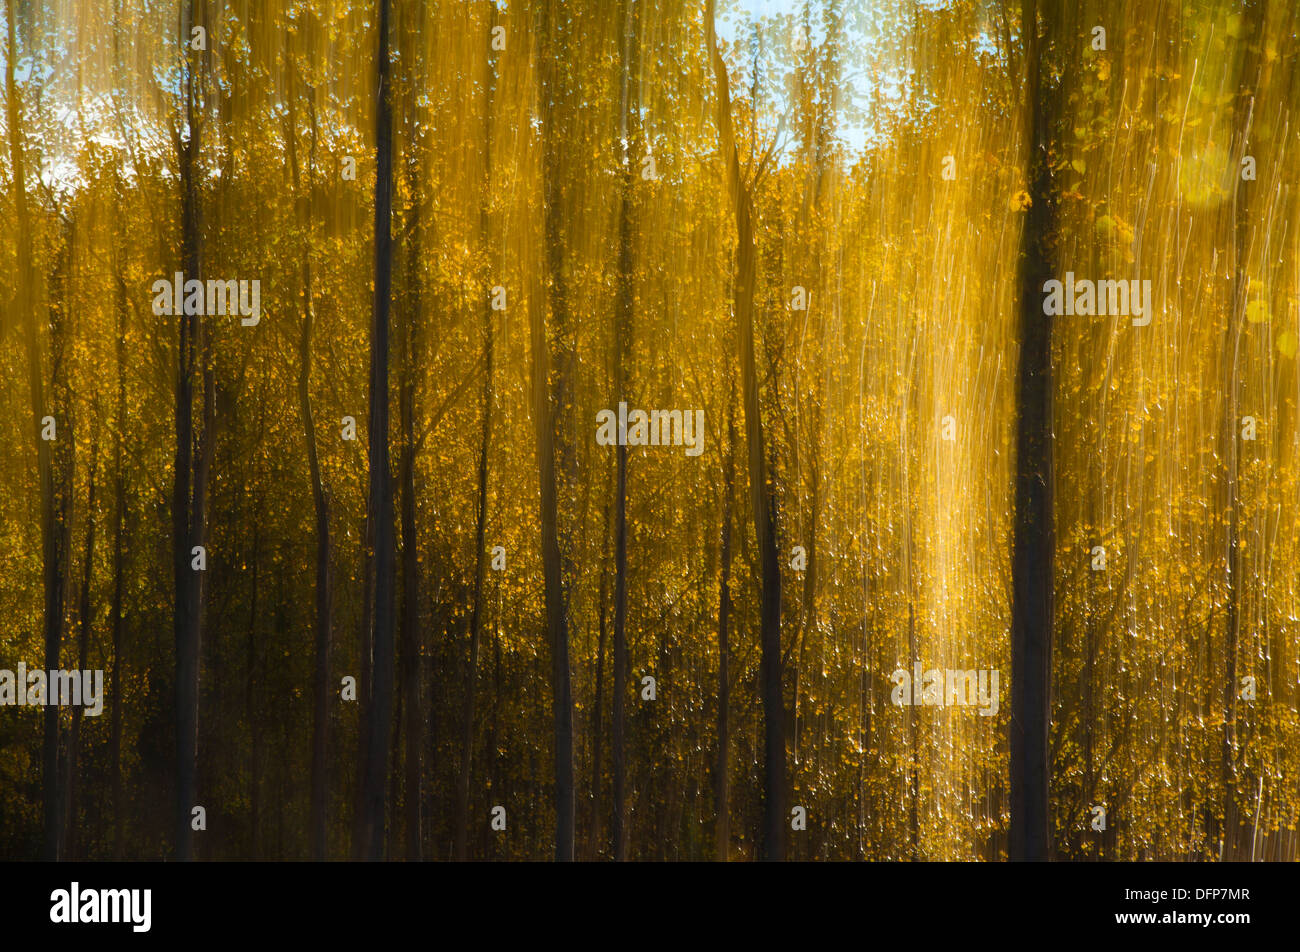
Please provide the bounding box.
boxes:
[1277,331,1297,358]
[1178,141,1231,207]
[1109,213,1136,248]
[1094,213,1133,252]
[1245,300,1269,324]
[1009,189,1031,212]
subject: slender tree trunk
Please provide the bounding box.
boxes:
[351,514,373,859]
[535,0,576,863]
[393,1,425,864]
[67,435,98,860]
[1221,0,1265,860]
[456,53,495,854]
[359,0,397,862]
[388,688,404,859]
[455,308,492,861]
[49,222,75,863]
[171,0,209,864]
[706,0,787,861]
[792,458,819,776]
[111,269,127,861]
[245,523,262,857]
[9,0,65,863]
[589,503,611,861]
[287,81,333,863]
[1009,0,1057,863]
[398,158,423,863]
[715,403,736,861]
[610,0,640,863]
[307,244,333,861]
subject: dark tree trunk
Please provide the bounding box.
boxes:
[359,0,397,862]
[455,304,492,861]
[611,0,640,864]
[9,0,66,863]
[398,153,423,864]
[706,0,787,861]
[171,0,211,864]
[245,522,262,858]
[287,79,333,863]
[393,0,426,864]
[589,503,611,861]
[351,513,374,859]
[535,0,576,864]
[715,402,736,861]
[455,43,495,854]
[111,269,127,861]
[1009,0,1057,863]
[67,435,98,860]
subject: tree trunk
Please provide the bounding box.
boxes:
[398,154,423,863]
[1009,0,1057,863]
[1221,0,1265,860]
[67,435,98,860]
[589,503,611,860]
[706,0,787,861]
[535,0,577,864]
[456,44,495,853]
[171,0,210,864]
[455,303,492,861]
[111,268,127,861]
[245,523,263,858]
[611,0,640,863]
[9,0,66,864]
[715,402,735,861]
[287,79,333,863]
[351,513,374,859]
[359,0,397,862]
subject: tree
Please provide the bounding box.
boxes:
[285,56,334,863]
[171,0,215,863]
[1009,0,1058,863]
[455,3,499,863]
[396,2,426,862]
[1220,0,1267,862]
[358,0,398,862]
[706,0,788,862]
[715,398,736,861]
[610,0,641,863]
[534,0,578,862]
[7,0,68,863]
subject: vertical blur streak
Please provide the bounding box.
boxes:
[1010,0,1056,863]
[360,0,396,863]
